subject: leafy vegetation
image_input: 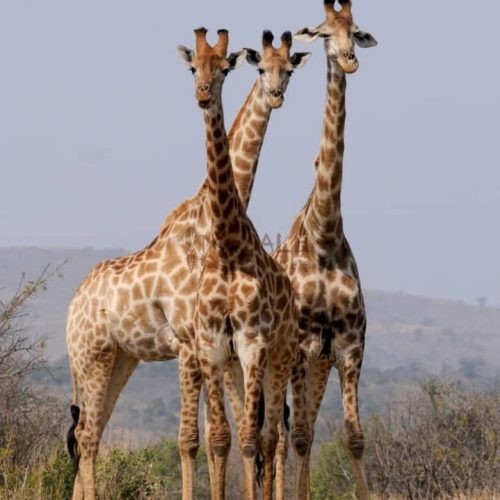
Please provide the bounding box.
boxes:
[1,439,209,500]
[311,381,500,499]
[0,269,65,474]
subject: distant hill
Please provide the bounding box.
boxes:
[2,246,499,441]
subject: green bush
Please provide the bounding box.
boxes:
[310,380,500,499]
[96,439,210,499]
[41,446,74,500]
[1,438,210,499]
[311,432,355,500]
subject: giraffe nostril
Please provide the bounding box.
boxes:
[341,51,355,61]
[197,83,210,93]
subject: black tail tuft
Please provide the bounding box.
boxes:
[255,452,264,487]
[255,393,265,486]
[67,404,80,476]
[283,396,290,432]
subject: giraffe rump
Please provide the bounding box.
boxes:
[66,404,80,476]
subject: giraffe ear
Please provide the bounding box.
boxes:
[294,27,321,43]
[291,52,312,69]
[227,50,247,70]
[244,48,261,66]
[353,30,378,48]
[177,45,194,66]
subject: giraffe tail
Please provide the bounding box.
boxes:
[255,394,290,486]
[67,370,81,476]
[283,395,290,432]
[255,393,265,486]
[67,405,80,476]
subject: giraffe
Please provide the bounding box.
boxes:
[65,27,309,500]
[161,29,310,227]
[178,28,299,500]
[272,1,377,499]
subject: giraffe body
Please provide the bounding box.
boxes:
[273,1,377,499]
[66,27,309,500]
[180,28,299,500]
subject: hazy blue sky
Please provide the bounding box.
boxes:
[1,0,499,306]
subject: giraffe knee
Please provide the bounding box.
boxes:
[211,425,231,458]
[291,425,311,457]
[344,421,364,459]
[179,432,200,459]
[238,426,258,458]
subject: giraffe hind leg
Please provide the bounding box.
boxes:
[71,347,117,500]
[275,414,289,500]
[338,345,368,500]
[100,348,139,431]
[199,360,230,500]
[295,356,333,500]
[259,349,294,500]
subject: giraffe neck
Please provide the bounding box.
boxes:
[304,57,347,253]
[228,80,272,210]
[204,93,244,248]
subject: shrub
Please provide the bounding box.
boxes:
[311,431,355,500]
[311,380,500,499]
[96,439,210,499]
[0,269,67,500]
[370,380,499,498]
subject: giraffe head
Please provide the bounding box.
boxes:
[295,0,377,74]
[245,30,311,109]
[178,28,246,109]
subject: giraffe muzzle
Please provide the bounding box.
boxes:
[196,83,212,107]
[198,98,211,109]
[268,89,284,109]
[338,52,359,74]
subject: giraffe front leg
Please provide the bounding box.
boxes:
[275,415,289,500]
[290,348,311,500]
[203,386,219,500]
[195,326,231,500]
[260,380,289,500]
[200,362,231,500]
[338,344,368,500]
[178,346,202,500]
[234,336,268,500]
